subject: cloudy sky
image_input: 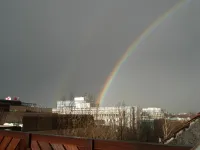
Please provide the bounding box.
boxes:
[0,0,199,112]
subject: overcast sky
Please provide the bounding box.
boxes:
[0,0,199,112]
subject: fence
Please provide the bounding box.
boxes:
[0,130,192,150]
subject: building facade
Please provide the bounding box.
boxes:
[53,97,141,129]
[141,107,165,120]
[0,99,52,128]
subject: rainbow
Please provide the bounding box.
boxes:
[96,0,192,106]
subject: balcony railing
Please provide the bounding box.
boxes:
[0,130,193,150]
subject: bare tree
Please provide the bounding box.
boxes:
[61,96,66,101]
[162,118,172,139]
[162,118,185,140]
[69,92,74,100]
[84,93,96,106]
[69,100,75,114]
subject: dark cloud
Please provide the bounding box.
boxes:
[2,0,198,113]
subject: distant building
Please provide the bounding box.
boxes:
[141,107,165,120]
[169,113,195,121]
[0,98,52,129]
[57,96,90,110]
[53,97,141,129]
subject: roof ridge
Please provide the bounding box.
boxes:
[162,114,200,144]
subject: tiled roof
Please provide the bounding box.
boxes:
[162,114,200,144]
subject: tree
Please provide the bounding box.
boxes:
[83,93,96,107]
[88,94,96,107]
[61,96,66,101]
[115,102,127,140]
[161,118,185,141]
[69,92,74,101]
[138,120,154,142]
[162,118,172,139]
[116,100,126,107]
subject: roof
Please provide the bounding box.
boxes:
[162,114,200,144]
[0,99,22,106]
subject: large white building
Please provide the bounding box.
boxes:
[57,97,90,110]
[141,107,165,120]
[53,97,141,129]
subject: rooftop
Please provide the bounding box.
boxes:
[163,114,200,146]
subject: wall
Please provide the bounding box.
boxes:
[10,106,27,112]
[10,105,52,113]
[22,113,57,131]
[0,103,10,112]
[3,112,55,125]
[4,112,24,123]
[0,103,10,124]
[22,114,94,132]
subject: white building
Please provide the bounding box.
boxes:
[141,107,165,120]
[56,97,90,110]
[53,97,141,129]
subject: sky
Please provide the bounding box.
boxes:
[0,0,199,112]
